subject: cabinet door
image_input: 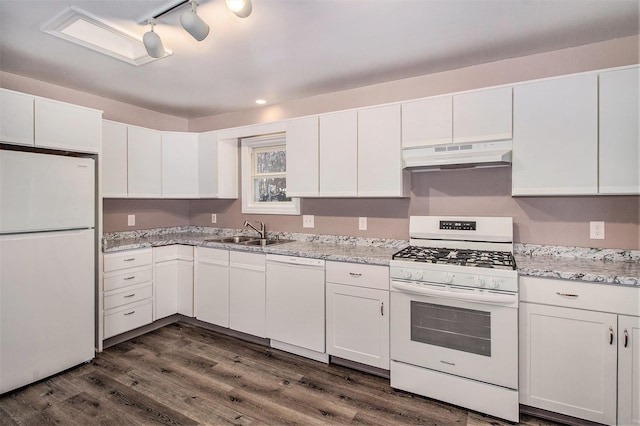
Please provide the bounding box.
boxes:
[401,96,452,147]
[102,120,128,198]
[154,260,178,320]
[0,89,34,146]
[286,116,319,197]
[519,302,617,425]
[512,74,598,195]
[195,248,229,327]
[453,87,512,143]
[619,315,640,426]
[326,282,389,369]
[176,260,194,316]
[34,98,101,153]
[358,104,405,197]
[127,125,162,198]
[162,132,199,198]
[229,252,266,338]
[599,66,640,194]
[319,110,358,197]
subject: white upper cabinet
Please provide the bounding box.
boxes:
[0,89,34,146]
[512,73,598,195]
[198,131,238,199]
[101,120,128,198]
[453,87,512,143]
[286,116,319,197]
[319,110,358,197]
[599,66,640,195]
[358,104,407,197]
[34,98,101,153]
[402,95,452,147]
[162,132,199,198]
[127,125,162,198]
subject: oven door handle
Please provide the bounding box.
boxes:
[391,281,517,304]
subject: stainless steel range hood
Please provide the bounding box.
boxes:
[402,140,512,171]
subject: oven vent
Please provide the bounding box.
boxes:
[402,140,512,172]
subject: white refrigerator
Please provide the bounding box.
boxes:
[0,149,95,394]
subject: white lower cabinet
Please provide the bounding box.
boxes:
[103,249,154,339]
[229,251,266,338]
[153,245,194,320]
[519,276,640,425]
[619,315,640,426]
[195,247,230,327]
[325,261,390,370]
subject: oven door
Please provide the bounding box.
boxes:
[390,279,518,389]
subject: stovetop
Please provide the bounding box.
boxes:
[393,246,516,270]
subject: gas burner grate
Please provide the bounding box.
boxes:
[393,246,516,270]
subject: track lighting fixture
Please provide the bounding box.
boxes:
[139,0,253,59]
[142,21,166,58]
[181,0,210,41]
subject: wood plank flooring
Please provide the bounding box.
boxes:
[0,322,564,425]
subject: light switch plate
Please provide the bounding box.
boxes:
[211,214,217,224]
[359,217,367,231]
[590,221,605,239]
[303,215,314,228]
[127,214,135,227]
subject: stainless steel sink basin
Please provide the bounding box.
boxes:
[204,236,293,246]
[242,238,294,246]
[217,236,255,243]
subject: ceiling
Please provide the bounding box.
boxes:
[0,0,638,119]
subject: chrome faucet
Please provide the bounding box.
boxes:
[244,220,266,239]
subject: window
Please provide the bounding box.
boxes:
[241,133,300,215]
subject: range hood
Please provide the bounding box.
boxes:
[402,140,512,171]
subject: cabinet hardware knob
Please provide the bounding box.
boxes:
[124,311,136,316]
[609,326,614,345]
[124,293,135,298]
[624,328,629,348]
[124,276,136,280]
[556,292,579,298]
[349,272,362,278]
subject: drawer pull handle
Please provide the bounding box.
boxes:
[380,302,384,316]
[123,258,136,262]
[124,311,136,316]
[123,293,136,298]
[609,326,614,345]
[556,292,579,298]
[124,276,136,281]
[624,328,629,348]
[349,272,362,278]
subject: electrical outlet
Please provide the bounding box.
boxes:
[359,217,367,231]
[590,221,605,239]
[211,214,217,224]
[127,214,135,227]
[303,215,314,228]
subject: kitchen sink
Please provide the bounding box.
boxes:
[242,238,294,246]
[204,236,293,246]
[217,236,255,243]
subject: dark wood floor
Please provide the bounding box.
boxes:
[0,322,563,425]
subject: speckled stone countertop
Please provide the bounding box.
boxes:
[514,244,640,286]
[102,226,406,266]
[103,227,640,286]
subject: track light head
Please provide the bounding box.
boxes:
[181,0,210,41]
[226,0,252,18]
[143,21,165,58]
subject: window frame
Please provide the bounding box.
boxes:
[240,133,301,215]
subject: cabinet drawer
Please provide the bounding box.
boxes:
[154,245,193,262]
[104,249,152,272]
[104,299,152,339]
[104,266,152,292]
[104,282,152,310]
[326,261,389,290]
[520,276,638,316]
[197,247,229,265]
[230,251,265,271]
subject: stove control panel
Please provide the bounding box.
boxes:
[390,265,518,293]
[439,220,476,231]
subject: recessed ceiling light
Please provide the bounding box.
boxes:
[256,99,267,105]
[41,6,171,66]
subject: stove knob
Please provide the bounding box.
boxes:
[475,276,486,287]
[443,272,455,283]
[413,270,424,280]
[487,278,500,289]
[402,269,412,280]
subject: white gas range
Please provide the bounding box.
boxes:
[389,216,519,423]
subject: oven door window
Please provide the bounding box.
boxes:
[410,301,491,356]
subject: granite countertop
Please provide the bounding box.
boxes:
[103,227,640,286]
